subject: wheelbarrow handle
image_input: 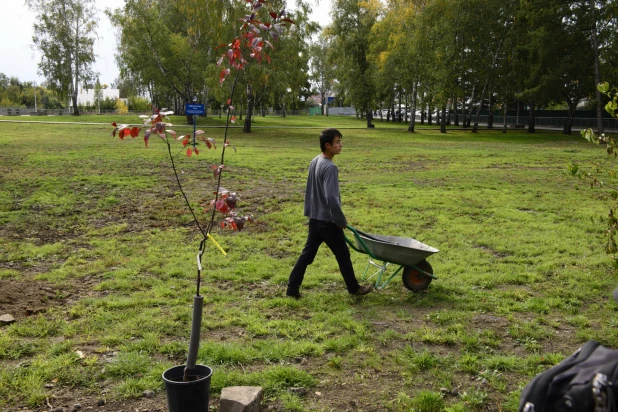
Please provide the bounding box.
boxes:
[345,225,378,260]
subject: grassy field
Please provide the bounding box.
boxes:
[1,115,617,411]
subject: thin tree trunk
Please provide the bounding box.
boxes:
[465,84,476,128]
[408,80,418,132]
[72,15,80,116]
[487,93,494,129]
[502,100,507,133]
[244,83,253,133]
[427,104,432,125]
[473,81,488,133]
[454,94,459,126]
[440,103,447,133]
[527,102,535,133]
[591,1,604,134]
[562,96,577,135]
[366,109,374,128]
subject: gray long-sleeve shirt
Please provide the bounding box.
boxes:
[303,155,347,227]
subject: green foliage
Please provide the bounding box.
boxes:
[577,82,618,261]
[26,0,97,114]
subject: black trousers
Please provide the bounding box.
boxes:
[287,219,360,294]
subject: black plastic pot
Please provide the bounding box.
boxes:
[162,364,213,412]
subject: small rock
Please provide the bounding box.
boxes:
[45,383,54,389]
[439,387,449,394]
[287,387,307,396]
[0,314,16,324]
[220,386,263,412]
[481,378,488,385]
[451,387,460,396]
[143,390,155,398]
[73,404,81,410]
[315,391,322,396]
[97,399,105,407]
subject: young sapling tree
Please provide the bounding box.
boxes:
[110,0,293,383]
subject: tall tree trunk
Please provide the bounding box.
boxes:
[591,1,604,134]
[366,109,374,128]
[408,80,418,132]
[461,95,467,128]
[440,103,447,133]
[454,94,459,126]
[420,110,425,125]
[562,96,577,135]
[244,83,253,133]
[321,92,326,115]
[72,16,80,116]
[527,102,535,133]
[472,80,488,133]
[446,98,452,126]
[502,100,507,133]
[487,93,494,129]
[427,105,432,125]
[465,84,476,128]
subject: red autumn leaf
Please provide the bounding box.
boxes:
[186,147,193,157]
[111,128,118,137]
[111,122,117,127]
[231,116,237,124]
[269,11,277,19]
[212,165,224,177]
[227,99,232,105]
[182,139,189,147]
[194,147,199,155]
[130,127,140,137]
[283,18,296,24]
[211,199,229,214]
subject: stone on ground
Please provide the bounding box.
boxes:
[220,386,263,412]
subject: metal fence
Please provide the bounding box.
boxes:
[446,114,618,131]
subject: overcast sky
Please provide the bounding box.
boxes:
[1,0,332,86]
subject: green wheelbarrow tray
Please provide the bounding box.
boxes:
[345,225,439,291]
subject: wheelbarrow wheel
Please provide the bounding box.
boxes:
[402,260,433,292]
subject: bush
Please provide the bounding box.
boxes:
[115,98,128,114]
[128,96,151,111]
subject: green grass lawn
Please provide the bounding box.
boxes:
[1,116,617,411]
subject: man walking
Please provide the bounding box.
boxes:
[286,128,373,298]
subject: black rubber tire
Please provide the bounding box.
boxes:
[402,260,433,292]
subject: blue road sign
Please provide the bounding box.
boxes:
[327,96,335,103]
[185,103,205,115]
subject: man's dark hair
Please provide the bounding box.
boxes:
[320,128,342,152]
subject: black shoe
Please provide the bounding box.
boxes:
[286,291,301,299]
[351,284,373,296]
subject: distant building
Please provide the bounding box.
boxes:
[69,87,122,107]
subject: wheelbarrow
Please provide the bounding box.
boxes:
[345,225,439,291]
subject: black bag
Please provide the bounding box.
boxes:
[519,340,618,412]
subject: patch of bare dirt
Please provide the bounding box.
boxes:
[0,279,64,321]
